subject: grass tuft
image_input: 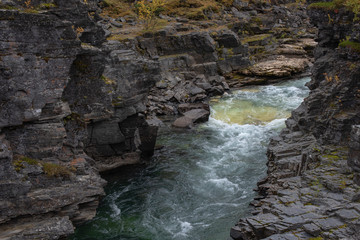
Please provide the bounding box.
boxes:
[339,40,360,52]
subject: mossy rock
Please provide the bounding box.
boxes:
[13,155,40,172]
[42,162,72,178]
[241,34,272,46]
[339,40,360,53]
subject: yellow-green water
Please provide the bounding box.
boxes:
[211,100,290,125]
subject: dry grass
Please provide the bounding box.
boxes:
[42,162,72,178]
[100,0,234,20]
[164,0,222,20]
[100,0,136,18]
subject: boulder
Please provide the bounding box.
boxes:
[172,116,194,129]
[241,56,310,77]
[172,109,210,128]
[183,109,210,123]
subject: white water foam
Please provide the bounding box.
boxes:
[110,203,121,218]
[207,178,239,193]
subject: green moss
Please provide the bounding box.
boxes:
[38,3,57,9]
[20,156,39,165]
[308,1,338,10]
[13,156,40,172]
[241,34,272,44]
[0,5,18,10]
[42,162,71,178]
[23,8,39,13]
[309,0,360,19]
[322,154,340,160]
[309,237,324,240]
[339,40,360,52]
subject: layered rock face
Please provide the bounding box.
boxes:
[0,0,159,238]
[231,4,360,240]
[140,0,316,125]
[143,29,250,116]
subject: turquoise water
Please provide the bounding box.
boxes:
[71,77,310,240]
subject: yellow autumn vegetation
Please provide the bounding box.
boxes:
[101,0,235,22]
[136,0,165,30]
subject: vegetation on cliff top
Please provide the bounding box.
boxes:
[101,0,234,20]
[339,39,360,52]
[309,0,360,19]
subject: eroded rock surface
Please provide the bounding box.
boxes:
[0,0,158,238]
[231,4,360,240]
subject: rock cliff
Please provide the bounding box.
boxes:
[231,2,360,240]
[0,0,159,238]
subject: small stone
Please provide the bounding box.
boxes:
[156,80,168,89]
[189,86,205,95]
[303,223,321,236]
[110,19,123,28]
[314,217,344,231]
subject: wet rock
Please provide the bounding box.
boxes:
[172,109,210,128]
[172,116,194,129]
[184,109,210,123]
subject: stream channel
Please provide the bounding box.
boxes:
[72,77,310,240]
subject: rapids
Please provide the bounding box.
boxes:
[71,77,310,240]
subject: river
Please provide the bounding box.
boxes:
[71,77,310,240]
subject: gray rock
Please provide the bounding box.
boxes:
[314,217,344,231]
[335,209,360,221]
[91,121,125,145]
[303,223,321,236]
[178,103,210,114]
[0,216,74,240]
[156,80,168,89]
[172,109,210,128]
[172,116,194,129]
[183,109,210,123]
[189,85,205,95]
[110,19,123,28]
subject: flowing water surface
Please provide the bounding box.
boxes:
[72,77,310,240]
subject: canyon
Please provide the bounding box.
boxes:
[0,0,359,239]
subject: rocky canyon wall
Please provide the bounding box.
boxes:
[0,0,160,238]
[231,2,360,240]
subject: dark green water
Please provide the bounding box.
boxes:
[71,77,310,240]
